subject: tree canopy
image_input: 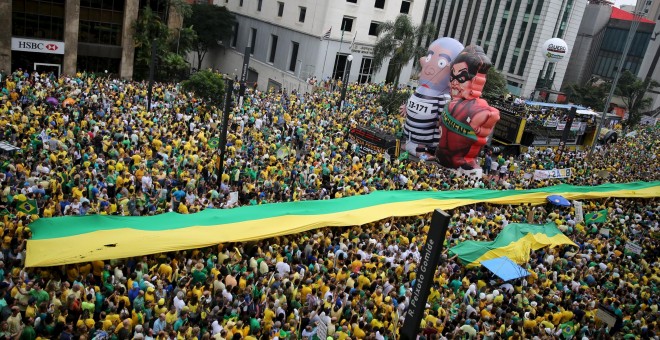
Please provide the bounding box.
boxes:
[185,4,236,70]
[133,2,196,82]
[372,15,436,85]
[563,81,610,112]
[616,70,660,127]
[482,68,508,99]
[181,70,226,106]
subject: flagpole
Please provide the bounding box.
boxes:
[321,39,330,79]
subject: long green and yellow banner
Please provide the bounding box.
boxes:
[26,181,660,267]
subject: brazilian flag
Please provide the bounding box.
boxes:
[17,199,38,215]
[585,209,607,225]
[0,209,9,217]
[208,137,220,149]
[560,321,575,339]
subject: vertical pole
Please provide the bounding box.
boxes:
[239,46,250,109]
[400,209,450,340]
[147,39,158,113]
[321,39,330,79]
[590,7,643,157]
[340,57,352,108]
[218,79,234,186]
[554,106,576,164]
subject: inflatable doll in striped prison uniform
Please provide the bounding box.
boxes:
[435,45,500,177]
[400,38,465,160]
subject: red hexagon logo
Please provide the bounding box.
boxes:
[45,44,58,51]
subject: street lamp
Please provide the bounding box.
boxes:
[340,54,353,108]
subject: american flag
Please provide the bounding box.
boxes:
[322,27,332,40]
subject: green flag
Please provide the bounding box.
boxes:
[208,137,220,149]
[0,209,9,217]
[560,321,575,339]
[585,209,607,224]
[17,199,38,215]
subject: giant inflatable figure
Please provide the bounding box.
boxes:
[400,38,465,159]
[435,45,500,173]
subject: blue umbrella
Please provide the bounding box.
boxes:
[547,195,571,207]
[480,257,530,282]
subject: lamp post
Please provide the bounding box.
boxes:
[340,54,353,108]
[590,2,648,157]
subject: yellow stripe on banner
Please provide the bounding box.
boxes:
[466,233,577,268]
[25,186,660,267]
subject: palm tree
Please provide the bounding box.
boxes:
[372,15,437,85]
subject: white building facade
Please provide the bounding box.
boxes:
[419,0,586,98]
[205,0,426,92]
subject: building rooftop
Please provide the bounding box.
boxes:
[610,7,655,24]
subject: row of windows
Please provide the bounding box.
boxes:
[12,12,65,41]
[229,0,412,22]
[78,20,122,45]
[231,25,374,82]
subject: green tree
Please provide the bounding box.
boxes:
[563,81,610,112]
[132,1,195,81]
[482,68,508,99]
[181,70,226,106]
[616,70,660,127]
[378,88,412,115]
[185,4,236,70]
[372,15,436,85]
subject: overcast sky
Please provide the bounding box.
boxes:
[613,0,637,8]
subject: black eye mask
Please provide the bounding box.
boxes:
[451,69,472,84]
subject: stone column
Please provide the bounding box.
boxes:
[120,0,139,80]
[63,0,80,75]
[0,0,12,73]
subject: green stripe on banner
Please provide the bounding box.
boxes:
[28,181,660,240]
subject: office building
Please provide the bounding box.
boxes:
[205,0,426,92]
[419,0,586,97]
[0,0,181,78]
[563,4,655,88]
[638,0,660,112]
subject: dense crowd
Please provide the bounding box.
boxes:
[0,70,659,339]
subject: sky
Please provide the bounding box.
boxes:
[613,0,637,8]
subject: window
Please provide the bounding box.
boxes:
[277,2,284,16]
[269,35,278,63]
[369,22,380,36]
[358,57,373,83]
[257,0,262,11]
[347,0,357,3]
[341,17,354,31]
[299,7,307,22]
[231,22,239,47]
[239,0,243,6]
[250,28,257,54]
[289,42,300,72]
[375,0,385,8]
[400,0,411,13]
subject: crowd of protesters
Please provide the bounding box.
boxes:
[0,69,658,339]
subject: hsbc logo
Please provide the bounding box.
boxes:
[12,38,65,54]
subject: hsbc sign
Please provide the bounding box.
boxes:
[11,38,65,55]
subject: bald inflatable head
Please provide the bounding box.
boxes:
[417,38,465,94]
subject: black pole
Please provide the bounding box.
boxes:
[147,39,158,113]
[554,106,576,163]
[340,56,352,108]
[400,209,450,340]
[239,46,251,109]
[218,79,234,186]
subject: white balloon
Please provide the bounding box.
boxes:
[541,38,568,62]
[480,293,486,300]
[493,290,500,296]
